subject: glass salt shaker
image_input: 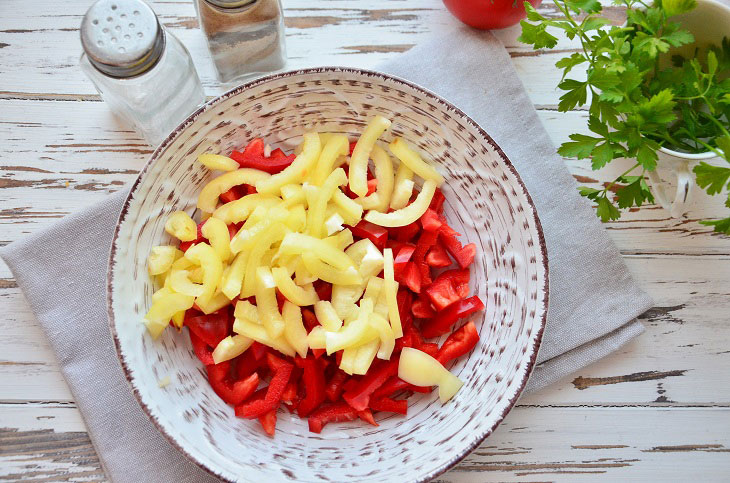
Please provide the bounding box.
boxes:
[80,0,206,147]
[196,0,286,84]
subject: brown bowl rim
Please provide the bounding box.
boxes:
[106,66,549,483]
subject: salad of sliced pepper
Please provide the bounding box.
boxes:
[144,116,485,436]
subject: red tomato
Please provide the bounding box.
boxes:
[442,0,542,30]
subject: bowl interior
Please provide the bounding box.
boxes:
[108,68,547,483]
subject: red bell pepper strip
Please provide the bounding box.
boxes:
[394,261,421,293]
[207,362,260,406]
[437,321,480,365]
[184,309,229,347]
[189,331,215,366]
[297,357,326,417]
[425,268,470,311]
[349,220,388,250]
[250,341,269,361]
[439,229,476,269]
[235,349,264,379]
[396,289,414,334]
[391,221,420,243]
[258,409,277,437]
[372,377,430,399]
[369,397,408,415]
[421,296,484,339]
[412,229,438,285]
[358,409,378,426]
[425,242,451,268]
[308,402,359,433]
[393,243,416,273]
[301,308,320,333]
[325,370,349,402]
[275,290,286,313]
[429,188,445,213]
[412,295,436,319]
[420,342,440,358]
[313,280,332,302]
[342,359,399,411]
[420,208,443,232]
[235,356,293,419]
[230,139,296,174]
[227,222,241,240]
[348,140,357,155]
[178,220,207,252]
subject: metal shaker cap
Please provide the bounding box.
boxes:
[80,0,165,78]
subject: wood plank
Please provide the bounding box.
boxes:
[1,100,728,254]
[0,0,584,108]
[1,255,728,404]
[1,404,728,481]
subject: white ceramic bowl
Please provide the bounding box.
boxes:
[108,68,548,482]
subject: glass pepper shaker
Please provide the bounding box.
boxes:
[196,0,286,84]
[80,0,206,147]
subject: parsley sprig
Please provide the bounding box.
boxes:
[519,0,730,233]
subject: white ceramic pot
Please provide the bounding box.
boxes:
[647,0,730,218]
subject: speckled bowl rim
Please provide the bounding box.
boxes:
[107,66,549,483]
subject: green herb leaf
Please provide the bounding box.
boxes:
[555,53,587,79]
[523,1,546,21]
[637,89,677,124]
[578,186,602,200]
[596,196,621,221]
[693,162,730,195]
[558,134,601,158]
[699,217,730,234]
[557,79,588,111]
[616,175,654,208]
[566,0,602,14]
[636,143,658,171]
[518,20,559,49]
[663,28,695,47]
[591,142,616,169]
[661,0,697,17]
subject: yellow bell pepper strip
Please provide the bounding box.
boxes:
[345,239,384,279]
[198,153,239,172]
[276,254,299,277]
[212,194,279,224]
[188,267,204,284]
[220,250,249,299]
[352,339,380,375]
[369,312,395,360]
[389,137,444,185]
[234,299,259,322]
[165,211,197,241]
[389,162,415,210]
[232,318,296,357]
[308,167,348,238]
[281,301,309,358]
[195,291,231,315]
[198,168,271,213]
[325,213,345,236]
[323,228,353,251]
[277,232,354,270]
[313,300,344,331]
[374,286,390,320]
[241,222,289,297]
[356,145,395,212]
[311,134,349,186]
[171,310,185,329]
[271,267,319,306]
[256,132,322,194]
[294,259,317,285]
[280,183,304,202]
[147,246,182,276]
[363,276,384,302]
[332,189,363,225]
[255,266,286,338]
[382,248,403,337]
[301,253,362,285]
[365,179,437,227]
[325,299,377,354]
[284,204,307,232]
[169,269,205,297]
[200,217,231,262]
[349,115,392,197]
[184,243,223,306]
[144,291,195,338]
[330,284,365,321]
[230,206,289,254]
[307,326,327,350]
[398,347,464,403]
[339,347,358,375]
[212,334,254,364]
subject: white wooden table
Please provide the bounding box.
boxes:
[1,0,729,481]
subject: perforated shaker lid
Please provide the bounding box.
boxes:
[80,0,165,78]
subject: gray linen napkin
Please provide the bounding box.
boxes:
[1,22,652,482]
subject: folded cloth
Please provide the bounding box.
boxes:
[1,21,653,482]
